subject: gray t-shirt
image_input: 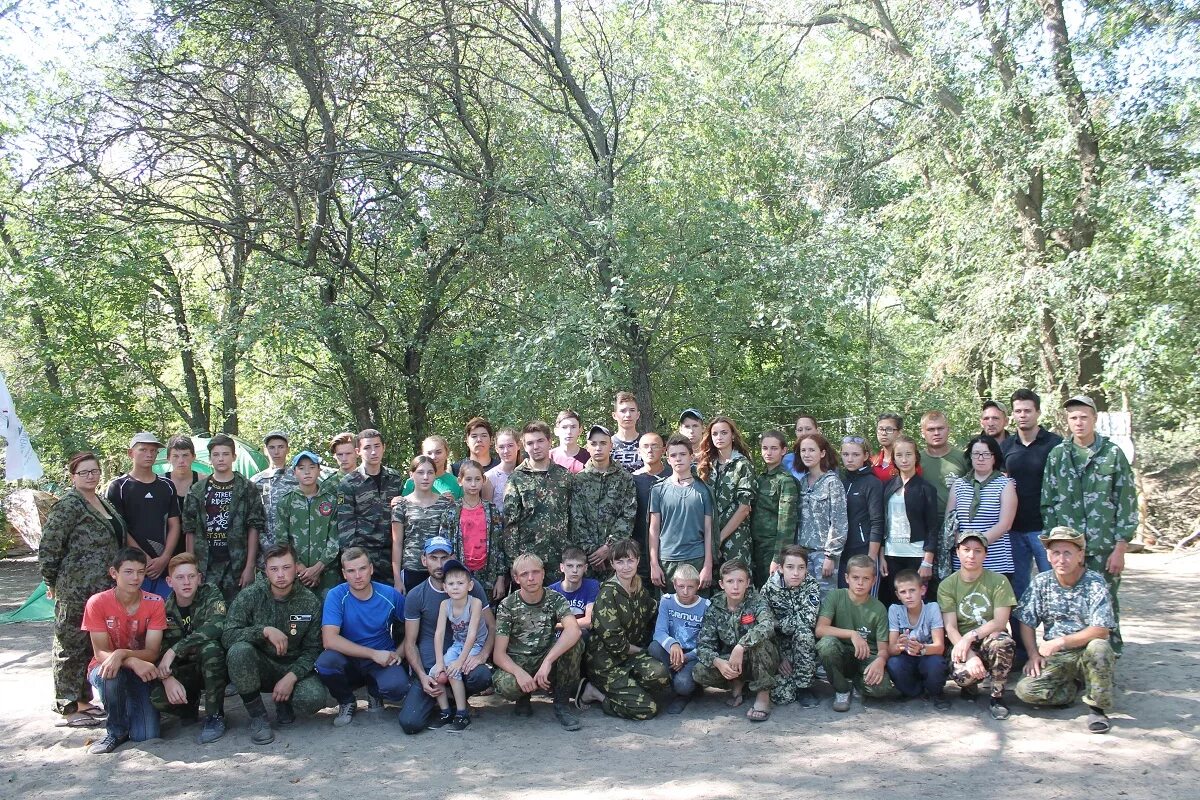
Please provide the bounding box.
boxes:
[404,578,490,668]
[649,478,712,561]
[887,601,943,645]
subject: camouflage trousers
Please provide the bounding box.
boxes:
[750,533,777,592]
[225,642,329,715]
[816,636,896,697]
[694,638,780,694]
[51,597,95,714]
[716,529,752,574]
[771,630,817,705]
[151,639,227,718]
[206,560,244,603]
[586,649,670,720]
[951,631,1015,697]
[1016,639,1115,712]
[662,557,709,597]
[493,641,583,703]
[1086,554,1123,655]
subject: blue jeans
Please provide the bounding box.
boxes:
[89,665,161,741]
[885,653,947,698]
[649,641,698,696]
[141,574,172,599]
[1010,530,1050,661]
[314,650,410,706]
[399,662,492,734]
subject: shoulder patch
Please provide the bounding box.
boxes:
[318,500,333,517]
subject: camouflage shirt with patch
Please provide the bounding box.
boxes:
[164,582,227,659]
[1016,568,1116,641]
[1040,434,1138,560]
[569,461,637,556]
[502,461,572,576]
[696,587,776,665]
[496,588,574,661]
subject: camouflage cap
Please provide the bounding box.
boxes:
[955,530,988,548]
[263,430,290,445]
[1039,526,1085,548]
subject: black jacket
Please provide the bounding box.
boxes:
[882,473,939,553]
[841,465,884,549]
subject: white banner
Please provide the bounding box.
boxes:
[0,371,45,481]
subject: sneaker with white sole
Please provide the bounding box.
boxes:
[333,702,356,728]
[88,733,128,755]
[832,691,852,712]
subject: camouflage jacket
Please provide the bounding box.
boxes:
[1015,568,1116,641]
[164,583,227,661]
[221,579,323,677]
[335,465,406,577]
[183,472,266,576]
[1040,434,1138,560]
[703,452,756,536]
[502,461,572,575]
[697,587,776,665]
[439,499,508,589]
[797,470,849,560]
[275,485,341,591]
[250,466,298,549]
[392,496,454,571]
[495,587,574,661]
[587,578,658,664]
[38,490,123,601]
[751,466,799,554]
[569,461,637,556]
[760,571,821,639]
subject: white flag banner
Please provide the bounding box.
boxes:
[0,371,45,481]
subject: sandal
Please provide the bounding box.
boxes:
[1087,711,1111,734]
[56,712,103,728]
[80,707,107,719]
[725,693,745,708]
[746,705,770,722]
[571,679,589,710]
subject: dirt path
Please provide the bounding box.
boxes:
[2,552,1197,800]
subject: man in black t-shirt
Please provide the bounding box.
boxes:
[106,432,181,597]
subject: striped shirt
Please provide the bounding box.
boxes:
[950,474,1014,574]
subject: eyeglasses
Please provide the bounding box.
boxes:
[842,436,865,444]
[876,426,898,434]
[970,452,993,460]
[74,469,102,477]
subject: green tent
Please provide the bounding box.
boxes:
[1,436,268,624]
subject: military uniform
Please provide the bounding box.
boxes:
[38,490,124,714]
[569,462,637,574]
[183,473,266,601]
[221,579,328,715]
[335,465,406,584]
[585,579,669,719]
[1040,434,1137,654]
[1015,568,1117,711]
[761,572,820,705]
[250,466,298,551]
[502,461,572,580]
[151,583,228,717]
[275,485,342,595]
[493,589,582,702]
[391,497,454,574]
[694,587,779,693]
[750,466,799,588]
[703,453,756,571]
[440,499,508,592]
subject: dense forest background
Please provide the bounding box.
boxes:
[1,0,1197,476]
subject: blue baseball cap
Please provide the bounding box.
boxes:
[291,450,323,467]
[423,536,454,555]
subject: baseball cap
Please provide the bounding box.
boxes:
[441,558,473,578]
[263,430,290,445]
[291,450,323,468]
[423,536,454,555]
[955,530,989,549]
[128,432,163,449]
[1063,395,1097,411]
[587,424,613,439]
[679,408,704,424]
[1040,526,1085,548]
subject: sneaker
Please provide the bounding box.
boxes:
[815,665,828,681]
[832,691,852,712]
[333,702,356,728]
[514,695,533,718]
[224,684,238,697]
[554,702,582,731]
[933,695,952,711]
[665,696,690,715]
[426,710,453,730]
[448,713,471,732]
[797,689,820,709]
[249,714,275,745]
[198,714,226,744]
[366,695,384,712]
[989,696,1010,720]
[88,733,129,755]
[275,701,295,726]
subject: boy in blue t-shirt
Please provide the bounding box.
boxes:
[649,563,711,714]
[885,569,948,708]
[549,547,600,635]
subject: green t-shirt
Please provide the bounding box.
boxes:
[818,589,889,656]
[937,569,1017,635]
[402,473,463,500]
[920,449,967,519]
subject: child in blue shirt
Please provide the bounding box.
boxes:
[885,568,948,709]
[549,547,600,635]
[649,563,711,713]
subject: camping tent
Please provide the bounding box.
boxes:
[1,435,268,624]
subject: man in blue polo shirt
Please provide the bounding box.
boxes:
[315,547,408,727]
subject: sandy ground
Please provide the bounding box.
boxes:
[2,552,1198,800]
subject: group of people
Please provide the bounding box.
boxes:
[37,388,1137,754]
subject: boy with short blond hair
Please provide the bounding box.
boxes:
[761,544,820,707]
[815,554,897,712]
[649,563,711,713]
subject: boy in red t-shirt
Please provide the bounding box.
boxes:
[82,548,168,754]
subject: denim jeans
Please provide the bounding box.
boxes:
[1010,530,1049,661]
[314,650,411,705]
[89,665,161,741]
[648,640,698,696]
[885,653,947,698]
[399,662,492,733]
